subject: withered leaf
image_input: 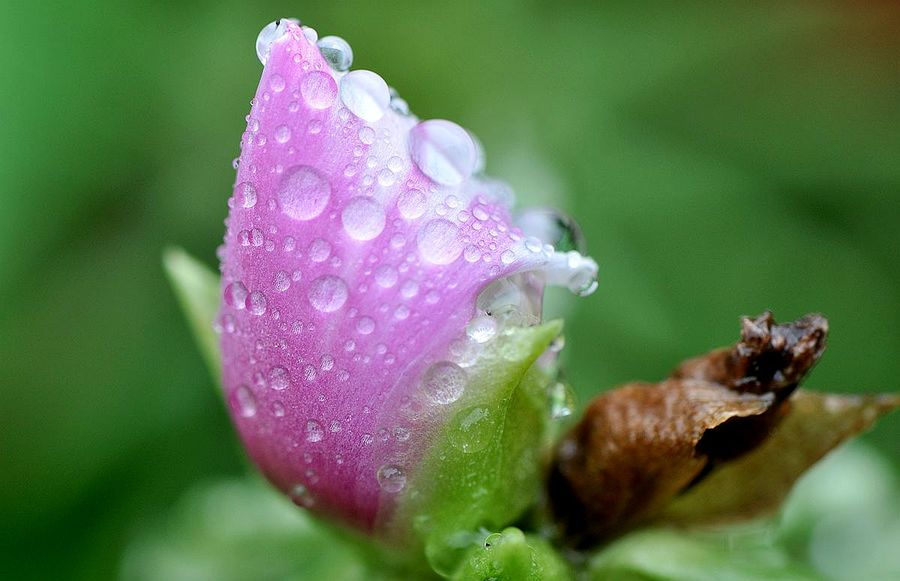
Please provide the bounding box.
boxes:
[661,390,900,525]
[548,312,898,548]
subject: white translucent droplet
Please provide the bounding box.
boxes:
[356,316,375,335]
[274,270,291,292]
[342,196,386,240]
[279,165,331,220]
[466,316,497,343]
[238,181,257,208]
[421,361,467,404]
[397,189,426,220]
[409,119,477,186]
[234,385,257,417]
[417,219,462,265]
[300,71,338,109]
[308,275,348,312]
[274,124,291,143]
[308,238,332,262]
[247,290,267,315]
[269,73,286,92]
[374,265,398,288]
[268,366,290,390]
[256,19,294,66]
[358,126,376,145]
[377,464,406,493]
[305,420,324,442]
[316,35,353,71]
[224,281,248,309]
[340,70,390,122]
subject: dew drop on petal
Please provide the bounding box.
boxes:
[224,281,248,309]
[256,19,293,65]
[409,119,477,186]
[397,189,426,220]
[300,70,338,109]
[247,290,267,315]
[466,315,497,343]
[274,270,291,292]
[278,165,331,220]
[374,265,398,288]
[342,196,386,240]
[238,181,257,208]
[421,361,467,404]
[449,405,497,454]
[417,219,462,265]
[234,385,257,417]
[306,420,324,442]
[340,70,390,122]
[308,275,349,312]
[316,35,353,71]
[274,124,291,143]
[377,465,406,493]
[356,316,376,335]
[358,126,376,145]
[268,366,290,390]
[269,73,286,93]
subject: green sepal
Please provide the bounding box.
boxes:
[452,528,572,581]
[162,247,221,383]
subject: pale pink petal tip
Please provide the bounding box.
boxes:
[218,18,599,534]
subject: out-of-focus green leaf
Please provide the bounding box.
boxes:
[452,528,572,581]
[587,527,819,581]
[662,391,900,525]
[163,248,221,383]
[388,322,561,576]
[119,477,396,581]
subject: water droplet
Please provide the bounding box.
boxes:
[268,366,290,390]
[274,270,291,292]
[358,126,376,145]
[269,73,286,92]
[317,35,353,71]
[377,464,406,493]
[377,168,395,186]
[340,70,390,122]
[516,208,587,254]
[356,316,375,335]
[397,189,426,220]
[274,124,291,143]
[409,120,477,186]
[308,237,332,262]
[279,165,331,220]
[466,316,497,343]
[247,290,267,315]
[308,275,348,312]
[421,361,467,404]
[256,19,293,65]
[374,265,398,288]
[224,281,248,309]
[306,420,324,442]
[342,196,386,240]
[549,381,575,419]
[500,250,516,265]
[394,305,410,320]
[238,181,257,208]
[300,70,338,109]
[234,384,257,417]
[302,26,318,43]
[417,219,462,264]
[320,354,334,371]
[304,365,317,382]
[272,401,286,417]
[290,483,314,507]
[449,405,497,454]
[400,280,419,298]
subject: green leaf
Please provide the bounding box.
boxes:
[452,528,572,581]
[119,477,407,581]
[388,321,562,576]
[163,247,221,383]
[587,527,820,581]
[661,390,900,525]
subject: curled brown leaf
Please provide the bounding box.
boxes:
[548,312,898,548]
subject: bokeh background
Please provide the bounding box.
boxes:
[2,1,898,579]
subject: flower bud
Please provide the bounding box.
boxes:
[217,18,598,546]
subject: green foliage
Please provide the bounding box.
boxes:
[452,528,572,581]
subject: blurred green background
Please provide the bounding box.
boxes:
[1,1,898,579]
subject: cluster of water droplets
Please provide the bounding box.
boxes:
[221,18,599,508]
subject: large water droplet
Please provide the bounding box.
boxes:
[421,361,467,404]
[279,165,331,221]
[306,420,324,442]
[417,219,462,265]
[234,384,257,417]
[466,315,497,344]
[377,464,407,493]
[449,405,497,454]
[256,19,294,65]
[308,238,332,262]
[247,290,268,315]
[342,196,386,240]
[340,70,390,122]
[397,189,426,220]
[308,275,348,312]
[316,35,353,71]
[268,366,290,390]
[300,70,338,109]
[409,120,477,186]
[274,124,291,143]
